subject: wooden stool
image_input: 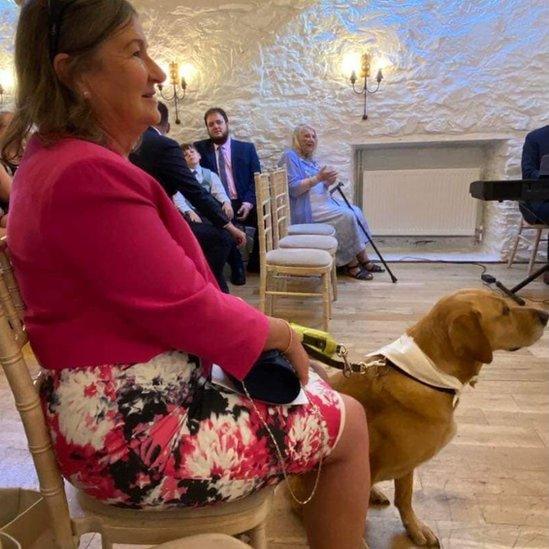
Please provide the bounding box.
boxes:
[507,219,548,274]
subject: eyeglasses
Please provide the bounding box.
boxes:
[47,0,77,61]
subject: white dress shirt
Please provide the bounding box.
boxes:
[174,165,230,214]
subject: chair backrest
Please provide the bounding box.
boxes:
[0,240,27,346]
[0,241,75,549]
[269,168,291,247]
[254,172,275,267]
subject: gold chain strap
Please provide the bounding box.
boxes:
[241,380,327,506]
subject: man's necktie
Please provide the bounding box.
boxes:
[192,169,197,177]
[217,146,230,194]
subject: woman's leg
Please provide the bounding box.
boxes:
[301,395,370,549]
[356,248,370,264]
[344,259,373,280]
[345,205,383,271]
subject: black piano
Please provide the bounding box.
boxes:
[470,179,549,202]
[469,174,549,301]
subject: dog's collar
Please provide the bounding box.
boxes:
[366,334,464,407]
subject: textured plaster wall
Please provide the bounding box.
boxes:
[1,0,549,257]
[0,1,17,90]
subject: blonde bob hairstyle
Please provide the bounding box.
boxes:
[292,124,317,159]
[0,0,136,165]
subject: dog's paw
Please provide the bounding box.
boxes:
[369,486,390,506]
[405,520,440,547]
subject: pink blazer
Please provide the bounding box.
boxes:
[8,136,268,379]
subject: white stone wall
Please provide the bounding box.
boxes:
[2,0,549,257]
[0,0,17,102]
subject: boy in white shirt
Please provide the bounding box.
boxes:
[175,144,234,223]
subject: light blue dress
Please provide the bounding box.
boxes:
[279,149,370,266]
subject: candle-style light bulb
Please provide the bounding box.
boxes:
[350,70,357,85]
[376,69,383,83]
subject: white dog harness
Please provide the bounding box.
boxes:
[367,334,464,407]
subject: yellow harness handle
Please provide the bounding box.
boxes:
[290,323,370,377]
[290,323,340,359]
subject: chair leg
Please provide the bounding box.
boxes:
[270,286,277,316]
[327,273,332,320]
[101,534,113,549]
[322,272,331,330]
[259,270,267,313]
[529,229,543,274]
[507,224,523,268]
[331,262,338,301]
[248,522,268,549]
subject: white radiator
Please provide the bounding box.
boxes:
[361,167,481,236]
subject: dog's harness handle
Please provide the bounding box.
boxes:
[291,323,374,377]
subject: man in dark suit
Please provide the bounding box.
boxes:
[130,102,245,293]
[194,108,261,282]
[520,124,549,284]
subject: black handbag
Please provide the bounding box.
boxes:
[227,349,301,404]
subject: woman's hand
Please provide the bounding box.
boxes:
[264,317,310,386]
[284,327,310,386]
[317,165,338,187]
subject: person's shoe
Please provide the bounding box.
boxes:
[230,265,246,285]
[345,263,373,280]
[543,267,549,285]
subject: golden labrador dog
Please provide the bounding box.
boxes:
[290,289,548,546]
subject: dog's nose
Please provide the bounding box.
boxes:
[537,309,549,326]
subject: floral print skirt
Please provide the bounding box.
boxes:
[41,351,344,508]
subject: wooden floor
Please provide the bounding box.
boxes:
[0,262,547,548]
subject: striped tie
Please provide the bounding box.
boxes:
[217,146,230,194]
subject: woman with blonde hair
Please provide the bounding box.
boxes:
[280,124,382,280]
[3,1,369,547]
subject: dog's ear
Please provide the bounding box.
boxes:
[448,311,493,364]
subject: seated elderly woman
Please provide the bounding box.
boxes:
[3,2,369,548]
[280,124,382,280]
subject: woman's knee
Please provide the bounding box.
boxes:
[340,208,355,223]
[329,394,368,461]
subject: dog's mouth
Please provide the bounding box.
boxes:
[508,346,521,352]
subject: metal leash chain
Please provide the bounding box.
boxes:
[338,345,353,377]
[337,345,376,377]
[241,381,328,506]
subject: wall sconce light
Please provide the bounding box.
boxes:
[157,61,187,125]
[349,52,383,120]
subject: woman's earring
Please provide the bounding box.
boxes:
[82,90,91,99]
